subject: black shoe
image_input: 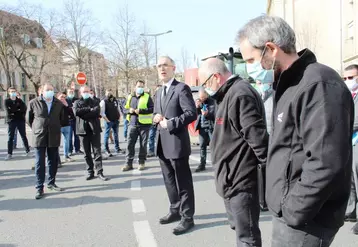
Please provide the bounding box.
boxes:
[352,222,358,235]
[106,151,113,157]
[345,215,357,222]
[195,165,206,172]
[116,149,126,155]
[76,150,84,155]
[230,225,235,230]
[86,174,95,180]
[159,213,181,225]
[98,173,109,181]
[172,218,194,235]
[35,190,44,200]
[47,184,64,191]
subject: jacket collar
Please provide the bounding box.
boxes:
[212,75,241,104]
[274,49,317,93]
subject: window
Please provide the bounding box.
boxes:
[347,21,354,39]
[21,73,26,90]
[23,34,30,44]
[35,38,43,48]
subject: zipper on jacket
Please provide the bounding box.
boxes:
[281,160,292,205]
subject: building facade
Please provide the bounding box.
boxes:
[267,0,358,74]
[0,10,63,118]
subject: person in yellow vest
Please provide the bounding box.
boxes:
[123,80,154,171]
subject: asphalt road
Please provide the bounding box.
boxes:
[0,124,357,247]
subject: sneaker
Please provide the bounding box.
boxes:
[195,165,206,172]
[352,222,358,235]
[47,184,64,192]
[5,154,12,160]
[64,156,73,162]
[76,150,84,155]
[147,152,155,158]
[122,165,133,172]
[138,164,145,171]
[25,151,34,157]
[106,151,113,157]
[35,190,44,200]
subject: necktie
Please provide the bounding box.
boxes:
[163,86,167,98]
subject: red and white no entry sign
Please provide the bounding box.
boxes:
[76,72,87,85]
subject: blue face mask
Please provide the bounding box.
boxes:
[82,93,90,100]
[44,90,54,99]
[10,92,17,98]
[68,94,74,99]
[246,47,275,84]
[136,88,144,95]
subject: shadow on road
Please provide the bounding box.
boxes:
[0,195,128,211]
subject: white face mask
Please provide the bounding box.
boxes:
[346,79,358,91]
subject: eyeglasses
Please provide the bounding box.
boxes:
[343,76,357,81]
[201,74,214,87]
[156,63,174,69]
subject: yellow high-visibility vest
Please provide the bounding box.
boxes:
[125,93,153,124]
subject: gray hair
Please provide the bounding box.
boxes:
[237,15,296,54]
[158,55,176,66]
[199,58,230,78]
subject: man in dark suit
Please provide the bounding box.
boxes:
[26,83,68,199]
[153,56,197,235]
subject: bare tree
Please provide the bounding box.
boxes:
[107,4,140,94]
[0,3,63,94]
[180,46,190,72]
[58,0,102,77]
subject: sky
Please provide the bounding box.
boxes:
[0,0,267,69]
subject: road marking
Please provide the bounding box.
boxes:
[133,221,158,247]
[131,180,141,191]
[131,199,146,214]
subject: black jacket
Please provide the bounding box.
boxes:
[66,97,78,121]
[266,49,354,229]
[5,98,27,122]
[194,97,215,131]
[211,75,269,199]
[73,98,102,136]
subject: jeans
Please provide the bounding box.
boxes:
[199,128,212,166]
[13,128,18,148]
[104,120,120,152]
[61,126,71,157]
[148,125,156,153]
[123,118,129,139]
[271,217,338,247]
[69,120,80,153]
[7,120,30,155]
[126,125,150,165]
[35,147,59,190]
[224,190,262,247]
[346,143,358,219]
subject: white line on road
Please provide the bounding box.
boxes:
[131,180,141,191]
[131,199,146,214]
[133,221,158,247]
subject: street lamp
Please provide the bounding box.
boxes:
[140,30,173,65]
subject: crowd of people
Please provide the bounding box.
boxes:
[3,15,358,247]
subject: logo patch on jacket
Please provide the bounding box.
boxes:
[216,117,224,125]
[277,112,283,122]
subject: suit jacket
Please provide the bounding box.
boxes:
[26,97,68,148]
[154,79,197,159]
